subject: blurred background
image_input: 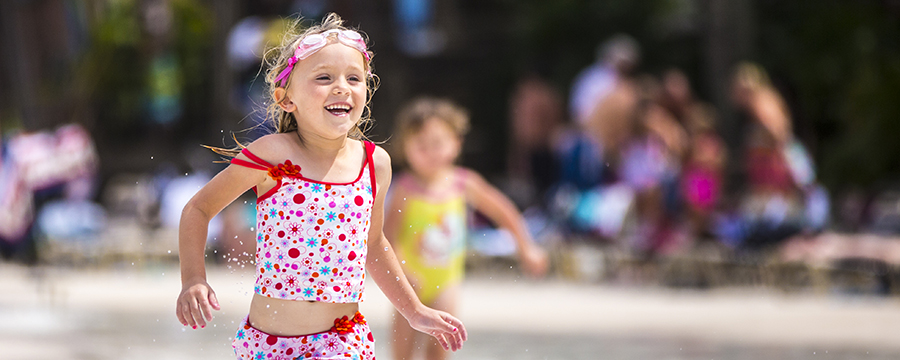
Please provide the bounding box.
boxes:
[3,0,900,359]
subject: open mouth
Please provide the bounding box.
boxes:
[325,103,352,116]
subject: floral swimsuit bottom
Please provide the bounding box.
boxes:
[233,312,375,360]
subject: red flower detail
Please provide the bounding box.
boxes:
[330,312,366,335]
[352,311,366,325]
[331,316,354,334]
[268,160,302,180]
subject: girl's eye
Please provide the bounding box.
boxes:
[348,75,361,82]
[316,75,331,81]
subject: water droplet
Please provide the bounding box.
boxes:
[436,286,439,289]
[401,260,406,264]
[398,209,401,212]
[384,247,388,251]
[396,276,400,281]
[168,250,172,254]
[161,273,165,276]
[266,305,270,308]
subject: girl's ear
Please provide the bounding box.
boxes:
[273,88,297,113]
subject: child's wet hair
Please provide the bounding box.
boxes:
[208,13,378,158]
[393,97,470,162]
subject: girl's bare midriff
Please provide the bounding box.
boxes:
[248,294,359,336]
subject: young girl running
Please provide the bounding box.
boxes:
[385,98,548,360]
[174,14,466,359]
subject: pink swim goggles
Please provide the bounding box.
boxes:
[274,29,370,87]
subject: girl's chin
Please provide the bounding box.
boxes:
[408,166,445,179]
[325,111,362,124]
[323,116,359,131]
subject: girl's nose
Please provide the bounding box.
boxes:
[332,81,350,95]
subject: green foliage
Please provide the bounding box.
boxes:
[509,0,701,103]
[77,0,212,138]
[756,1,900,188]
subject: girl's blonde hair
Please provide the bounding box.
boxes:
[209,13,378,158]
[392,97,470,163]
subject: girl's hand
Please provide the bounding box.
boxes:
[176,280,221,329]
[519,244,549,278]
[407,306,468,351]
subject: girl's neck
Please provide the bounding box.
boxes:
[293,129,351,158]
[409,166,456,188]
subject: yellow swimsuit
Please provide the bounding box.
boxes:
[393,171,467,305]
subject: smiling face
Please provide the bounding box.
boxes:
[282,39,368,140]
[403,117,462,179]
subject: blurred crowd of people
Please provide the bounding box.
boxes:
[3,9,899,291]
[0,123,102,263]
[505,35,832,262]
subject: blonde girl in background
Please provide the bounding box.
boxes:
[385,97,548,360]
[731,62,807,250]
[174,14,466,359]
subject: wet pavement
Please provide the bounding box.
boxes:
[3,262,900,360]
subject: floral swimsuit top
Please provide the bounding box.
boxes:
[230,141,377,303]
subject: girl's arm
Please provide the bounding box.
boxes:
[365,146,467,351]
[176,143,269,329]
[750,90,792,146]
[462,168,549,277]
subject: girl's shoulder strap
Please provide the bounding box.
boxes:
[364,141,377,198]
[230,148,275,171]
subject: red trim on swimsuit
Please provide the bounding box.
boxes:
[230,148,281,201]
[239,148,275,168]
[365,141,377,198]
[229,142,376,202]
